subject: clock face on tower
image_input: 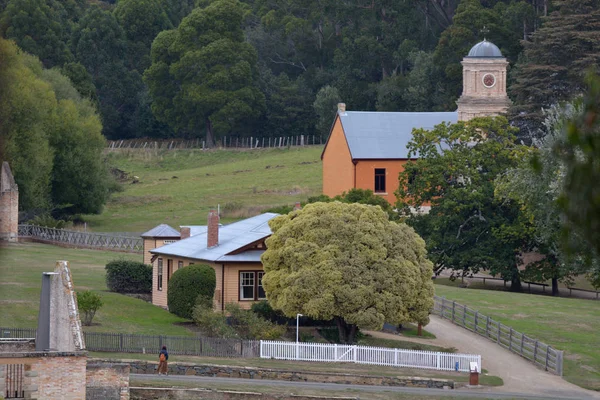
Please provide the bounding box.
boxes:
[482,73,496,88]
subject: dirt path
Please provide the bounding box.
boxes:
[409,316,600,398]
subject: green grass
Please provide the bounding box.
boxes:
[358,335,456,353]
[0,242,193,336]
[434,284,600,391]
[92,352,502,387]
[86,147,323,232]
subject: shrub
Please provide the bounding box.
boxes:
[77,291,103,326]
[105,259,152,294]
[192,303,237,338]
[226,303,286,340]
[168,264,216,319]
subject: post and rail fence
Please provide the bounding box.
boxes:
[106,135,324,151]
[259,340,480,373]
[432,295,563,376]
[18,224,143,253]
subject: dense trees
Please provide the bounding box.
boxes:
[0,37,110,214]
[261,202,434,344]
[397,117,531,290]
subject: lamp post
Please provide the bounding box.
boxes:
[296,313,303,343]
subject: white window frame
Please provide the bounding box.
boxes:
[240,272,255,300]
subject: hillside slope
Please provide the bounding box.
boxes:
[84,147,323,232]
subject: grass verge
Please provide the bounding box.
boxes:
[0,242,192,336]
[434,284,600,391]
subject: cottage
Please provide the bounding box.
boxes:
[321,40,511,204]
[143,210,279,311]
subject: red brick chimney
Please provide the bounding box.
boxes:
[293,202,302,211]
[207,209,219,248]
[180,227,190,240]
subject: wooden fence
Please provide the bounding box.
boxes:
[107,135,324,150]
[0,328,259,358]
[260,340,480,373]
[18,225,143,253]
[432,296,563,376]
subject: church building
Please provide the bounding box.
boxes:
[321,40,511,205]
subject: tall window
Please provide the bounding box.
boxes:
[375,168,386,193]
[240,271,267,301]
[177,261,183,271]
[157,258,163,291]
[167,259,173,283]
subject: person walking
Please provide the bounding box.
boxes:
[158,345,169,375]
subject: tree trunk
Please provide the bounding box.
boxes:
[417,323,423,337]
[510,270,522,292]
[335,317,358,344]
[205,118,215,148]
[551,277,559,296]
[347,324,358,344]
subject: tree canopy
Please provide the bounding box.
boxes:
[261,202,434,344]
[397,117,531,290]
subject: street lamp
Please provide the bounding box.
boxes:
[296,313,303,343]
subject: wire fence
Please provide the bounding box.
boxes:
[18,225,143,253]
[260,340,480,373]
[107,135,324,150]
[432,295,563,375]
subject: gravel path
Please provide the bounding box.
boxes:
[421,316,600,399]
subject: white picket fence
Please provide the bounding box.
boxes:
[259,340,481,373]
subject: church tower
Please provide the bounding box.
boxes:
[0,161,19,242]
[456,40,511,121]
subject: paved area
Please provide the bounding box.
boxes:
[413,316,600,399]
[131,374,600,400]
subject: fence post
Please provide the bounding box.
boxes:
[452,301,456,322]
[462,305,466,327]
[509,328,513,351]
[557,350,563,376]
[486,316,490,337]
[545,346,550,371]
[120,333,124,352]
[436,352,441,370]
[353,346,357,363]
[334,344,338,361]
[159,335,163,351]
[259,340,263,358]
[296,341,299,361]
[520,334,525,355]
[533,340,538,363]
[394,348,398,366]
[474,311,478,334]
[497,323,501,344]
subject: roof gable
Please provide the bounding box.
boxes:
[336,111,457,159]
[141,224,180,238]
[151,213,279,262]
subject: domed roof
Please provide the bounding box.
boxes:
[467,40,503,58]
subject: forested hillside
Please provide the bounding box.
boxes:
[2,0,597,145]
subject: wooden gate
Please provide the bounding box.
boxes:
[5,364,24,399]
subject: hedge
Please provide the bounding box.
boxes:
[105,259,152,294]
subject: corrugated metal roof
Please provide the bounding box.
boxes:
[151,213,279,262]
[141,224,180,238]
[339,111,457,159]
[180,225,208,237]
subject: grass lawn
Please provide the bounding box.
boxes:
[92,352,503,387]
[0,242,192,336]
[434,284,600,391]
[85,147,323,232]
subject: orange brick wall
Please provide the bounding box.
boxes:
[86,361,130,400]
[322,116,355,198]
[32,355,87,399]
[355,159,409,205]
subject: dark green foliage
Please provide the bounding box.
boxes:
[61,62,97,102]
[397,117,532,290]
[105,259,152,294]
[77,290,103,326]
[510,0,600,139]
[167,264,216,319]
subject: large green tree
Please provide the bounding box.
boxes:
[496,104,596,294]
[397,117,531,291]
[0,0,73,68]
[145,0,265,146]
[510,0,600,138]
[261,202,434,344]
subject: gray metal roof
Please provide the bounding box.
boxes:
[151,213,279,262]
[467,40,503,58]
[339,111,457,159]
[181,225,208,237]
[141,224,180,238]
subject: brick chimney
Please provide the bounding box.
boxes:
[293,202,302,211]
[337,103,346,113]
[180,227,190,240]
[207,209,219,248]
